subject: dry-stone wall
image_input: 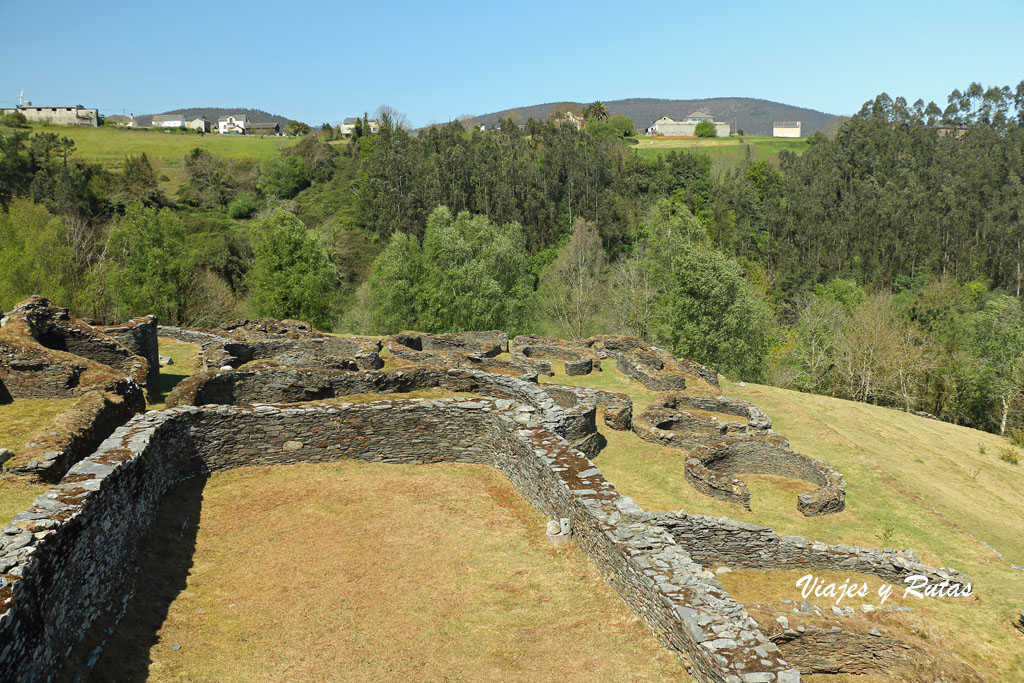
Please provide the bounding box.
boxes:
[387,332,550,378]
[645,511,970,588]
[95,316,159,399]
[511,334,602,375]
[686,440,846,517]
[164,365,607,458]
[1,301,142,401]
[0,298,148,480]
[632,395,845,516]
[156,325,229,347]
[634,394,773,449]
[0,323,973,682]
[766,617,911,675]
[159,320,383,371]
[3,297,150,396]
[391,330,507,357]
[6,381,144,481]
[0,400,801,683]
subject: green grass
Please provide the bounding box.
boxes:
[20,122,299,193]
[0,397,79,452]
[151,338,202,410]
[631,134,809,172]
[0,477,48,527]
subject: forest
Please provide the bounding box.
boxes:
[1,82,1023,436]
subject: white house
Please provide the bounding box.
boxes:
[339,117,380,137]
[649,112,730,137]
[152,114,186,128]
[773,121,802,138]
[217,114,250,134]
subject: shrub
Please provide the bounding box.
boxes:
[695,120,717,138]
[996,445,1021,465]
[1007,428,1024,449]
[227,193,257,219]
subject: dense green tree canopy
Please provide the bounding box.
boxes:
[99,203,195,324]
[366,207,533,334]
[0,199,75,311]
[247,209,337,329]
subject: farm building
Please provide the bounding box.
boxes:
[188,116,211,132]
[772,121,801,137]
[247,122,281,136]
[339,117,380,137]
[0,103,98,127]
[152,114,186,128]
[648,112,730,137]
[218,114,249,134]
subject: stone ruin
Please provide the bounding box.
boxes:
[160,318,385,371]
[0,297,152,480]
[633,395,846,516]
[0,317,977,682]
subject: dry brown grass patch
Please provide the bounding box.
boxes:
[94,461,690,682]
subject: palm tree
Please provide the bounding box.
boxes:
[587,101,609,122]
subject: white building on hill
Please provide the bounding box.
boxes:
[218,114,250,134]
[648,112,730,137]
[773,121,801,137]
[0,103,99,127]
[152,114,186,128]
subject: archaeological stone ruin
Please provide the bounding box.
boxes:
[0,304,978,681]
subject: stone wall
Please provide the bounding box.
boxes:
[96,316,159,400]
[768,622,910,675]
[164,365,608,458]
[0,400,800,683]
[156,325,229,347]
[511,334,602,376]
[615,351,689,391]
[391,330,507,357]
[645,511,970,588]
[1,298,149,399]
[4,381,145,481]
[633,395,776,450]
[586,334,719,388]
[685,440,846,517]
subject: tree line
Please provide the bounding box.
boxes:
[2,85,1024,435]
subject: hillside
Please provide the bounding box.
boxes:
[472,97,842,136]
[130,107,295,128]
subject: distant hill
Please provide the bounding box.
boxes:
[131,108,294,128]
[471,97,842,137]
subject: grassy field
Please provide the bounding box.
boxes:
[92,461,690,681]
[542,363,1024,680]
[151,338,202,410]
[631,134,809,173]
[0,397,79,453]
[0,398,80,521]
[18,123,299,193]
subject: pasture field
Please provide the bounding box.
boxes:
[18,123,299,193]
[631,134,809,172]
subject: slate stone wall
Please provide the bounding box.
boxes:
[685,440,846,517]
[6,381,145,481]
[615,351,689,391]
[97,316,159,399]
[645,511,971,588]
[0,400,800,683]
[0,346,84,398]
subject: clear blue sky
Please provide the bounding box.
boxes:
[3,0,1022,127]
